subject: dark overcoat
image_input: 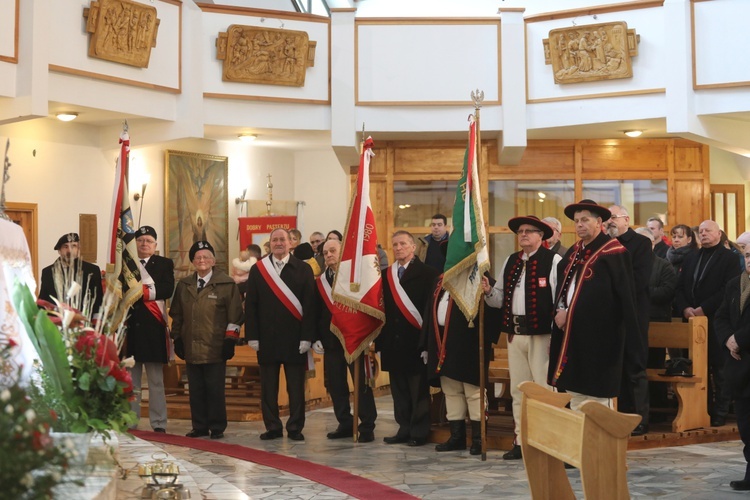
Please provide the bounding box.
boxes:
[715,275,750,398]
[674,244,742,319]
[245,254,315,365]
[617,228,653,365]
[126,254,174,363]
[378,258,439,374]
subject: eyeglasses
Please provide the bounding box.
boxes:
[517,229,542,235]
[610,215,628,219]
[193,256,214,262]
[311,239,323,244]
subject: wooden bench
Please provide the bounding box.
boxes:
[646,316,709,433]
[519,381,640,500]
[488,335,512,410]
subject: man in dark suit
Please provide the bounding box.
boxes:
[379,231,439,446]
[715,246,750,491]
[648,217,670,259]
[39,232,103,319]
[675,219,742,426]
[125,226,174,433]
[606,205,653,435]
[246,228,316,441]
[313,238,377,442]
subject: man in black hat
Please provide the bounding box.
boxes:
[170,240,244,439]
[547,200,639,412]
[39,232,103,319]
[125,226,174,433]
[482,215,561,460]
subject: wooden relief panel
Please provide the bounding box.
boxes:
[542,22,638,84]
[216,25,316,87]
[83,0,160,68]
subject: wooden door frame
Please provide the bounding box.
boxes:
[710,184,746,237]
[5,201,38,282]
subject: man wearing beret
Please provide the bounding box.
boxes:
[246,228,316,441]
[170,240,244,439]
[548,200,639,412]
[482,215,561,460]
[39,232,103,319]
[125,226,174,433]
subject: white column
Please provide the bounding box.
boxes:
[498,8,527,165]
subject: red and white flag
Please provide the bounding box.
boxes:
[332,137,385,363]
[106,126,142,339]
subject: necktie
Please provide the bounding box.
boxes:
[398,265,405,280]
[198,278,205,290]
[140,259,146,267]
[276,261,284,274]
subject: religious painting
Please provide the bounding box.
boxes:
[165,151,228,280]
[216,25,316,87]
[83,0,160,68]
[542,22,639,84]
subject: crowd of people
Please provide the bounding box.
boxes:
[38,205,750,487]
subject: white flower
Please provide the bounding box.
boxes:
[67,282,81,300]
[122,356,136,369]
[24,408,36,423]
[62,308,76,328]
[20,473,33,488]
[0,389,10,402]
[5,404,13,415]
[51,471,61,482]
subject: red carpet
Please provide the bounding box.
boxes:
[131,430,417,500]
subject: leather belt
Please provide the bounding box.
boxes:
[512,315,528,335]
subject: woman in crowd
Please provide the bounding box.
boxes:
[666,224,698,275]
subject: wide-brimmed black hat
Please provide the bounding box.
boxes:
[508,215,553,240]
[137,226,157,240]
[189,240,215,261]
[54,232,79,250]
[563,199,611,222]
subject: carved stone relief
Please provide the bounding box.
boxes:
[83,0,160,68]
[216,25,316,87]
[542,22,639,84]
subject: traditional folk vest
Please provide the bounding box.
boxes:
[499,247,556,335]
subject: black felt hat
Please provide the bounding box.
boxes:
[508,215,554,240]
[563,199,611,222]
[54,232,80,250]
[189,240,215,261]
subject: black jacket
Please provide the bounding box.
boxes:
[674,244,742,319]
[715,275,750,398]
[39,258,103,316]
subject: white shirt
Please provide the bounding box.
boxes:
[484,250,561,314]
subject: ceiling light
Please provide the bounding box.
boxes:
[623,130,643,138]
[238,134,257,143]
[538,192,546,199]
[56,112,78,122]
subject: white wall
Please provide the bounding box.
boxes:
[293,149,348,239]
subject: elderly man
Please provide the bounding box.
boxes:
[675,220,742,426]
[170,241,243,440]
[482,215,561,459]
[39,232,103,318]
[125,226,174,433]
[548,200,639,411]
[313,239,377,442]
[246,228,316,441]
[542,216,567,257]
[417,214,450,272]
[379,231,439,446]
[606,205,653,435]
[715,245,750,491]
[647,217,670,259]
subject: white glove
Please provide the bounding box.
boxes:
[421,351,428,365]
[299,341,312,354]
[312,340,325,355]
[248,340,259,351]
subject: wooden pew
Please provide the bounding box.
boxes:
[519,381,641,500]
[647,316,709,432]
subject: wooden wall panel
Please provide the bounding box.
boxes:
[674,142,705,173]
[581,141,668,173]
[393,142,466,174]
[490,140,575,175]
[674,179,706,226]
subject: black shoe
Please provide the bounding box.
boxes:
[407,438,426,447]
[210,431,224,440]
[185,429,209,438]
[288,431,305,441]
[327,428,353,439]
[383,434,409,444]
[711,416,726,427]
[502,444,523,460]
[358,431,375,443]
[731,480,750,491]
[631,423,649,436]
[259,429,283,440]
[153,428,166,433]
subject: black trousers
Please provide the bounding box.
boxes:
[323,345,377,433]
[735,396,750,479]
[186,362,227,433]
[389,367,431,440]
[260,362,306,433]
[708,322,731,418]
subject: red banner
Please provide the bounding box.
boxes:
[238,216,297,253]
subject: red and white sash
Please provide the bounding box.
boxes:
[317,274,337,315]
[257,257,303,321]
[388,263,423,330]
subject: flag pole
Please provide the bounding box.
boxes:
[471,89,487,461]
[351,123,366,442]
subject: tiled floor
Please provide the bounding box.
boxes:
[117,396,750,499]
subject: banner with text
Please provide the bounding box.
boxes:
[238,216,297,253]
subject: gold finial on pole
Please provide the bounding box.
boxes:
[266,173,274,216]
[0,139,11,221]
